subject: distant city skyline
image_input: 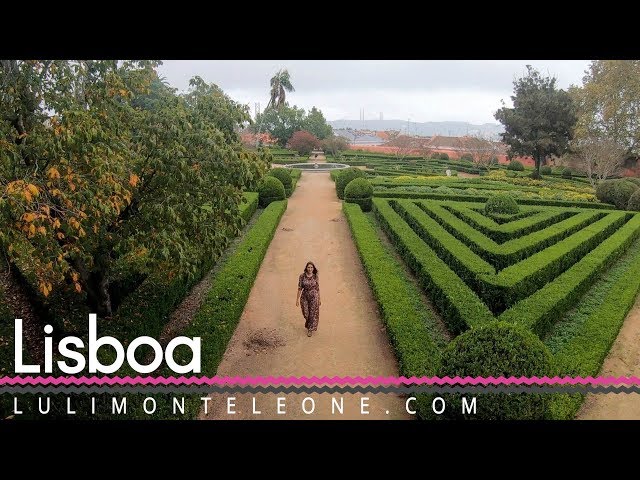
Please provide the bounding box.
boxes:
[157,60,591,125]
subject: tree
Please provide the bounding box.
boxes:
[321,135,349,157]
[287,130,319,156]
[494,65,576,178]
[570,137,626,186]
[302,106,332,140]
[459,134,504,171]
[570,60,640,157]
[252,104,306,146]
[267,69,295,109]
[0,60,269,317]
[385,131,419,161]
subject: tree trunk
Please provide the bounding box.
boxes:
[74,257,113,317]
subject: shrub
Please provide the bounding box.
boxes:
[507,160,525,171]
[258,176,285,207]
[484,194,519,215]
[562,168,572,179]
[335,167,366,199]
[489,156,500,166]
[530,169,542,180]
[436,321,554,420]
[438,152,450,160]
[541,166,553,175]
[459,153,474,162]
[626,177,640,187]
[267,168,293,196]
[287,130,319,156]
[596,179,638,210]
[344,178,373,212]
[596,180,618,205]
[628,189,640,211]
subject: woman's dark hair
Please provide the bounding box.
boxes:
[304,261,318,276]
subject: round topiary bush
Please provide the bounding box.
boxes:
[267,168,293,197]
[625,177,640,187]
[459,153,474,162]
[436,321,554,420]
[507,160,524,171]
[484,194,519,215]
[438,152,450,161]
[335,167,366,199]
[344,177,373,212]
[562,167,572,179]
[628,189,640,211]
[596,179,638,209]
[258,176,285,207]
[595,180,618,205]
[540,165,552,175]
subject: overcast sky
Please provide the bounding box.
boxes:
[157,60,591,125]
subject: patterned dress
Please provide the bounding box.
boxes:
[298,273,320,331]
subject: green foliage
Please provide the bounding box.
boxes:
[596,179,639,209]
[302,106,333,140]
[459,153,474,162]
[571,60,640,156]
[0,60,269,318]
[373,199,494,334]
[484,194,519,214]
[562,167,573,179]
[495,65,576,173]
[335,168,366,199]
[437,322,554,420]
[253,104,307,146]
[321,135,349,156]
[541,165,553,175]
[626,177,640,187]
[344,178,373,212]
[287,130,319,156]
[628,189,640,211]
[342,203,444,378]
[180,200,287,377]
[499,213,640,335]
[257,176,285,207]
[267,168,293,196]
[438,152,450,160]
[507,160,525,171]
[545,238,640,419]
[239,192,259,224]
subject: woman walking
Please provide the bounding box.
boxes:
[296,261,321,337]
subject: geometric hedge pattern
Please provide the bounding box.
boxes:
[372,197,640,338]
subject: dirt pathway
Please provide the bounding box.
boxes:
[200,172,411,420]
[576,295,640,420]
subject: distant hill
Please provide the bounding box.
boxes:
[328,119,504,138]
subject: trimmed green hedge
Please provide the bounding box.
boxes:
[335,168,366,199]
[258,176,286,207]
[342,203,444,378]
[177,200,287,378]
[345,178,373,212]
[417,201,603,271]
[374,190,614,209]
[507,160,525,171]
[545,237,640,419]
[267,168,293,196]
[481,212,628,313]
[437,321,554,420]
[499,213,640,336]
[485,194,519,215]
[446,204,574,243]
[290,168,302,193]
[240,192,259,224]
[392,200,494,293]
[373,198,493,334]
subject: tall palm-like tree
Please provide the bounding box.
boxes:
[268,69,294,109]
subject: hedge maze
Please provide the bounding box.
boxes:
[346,193,640,418]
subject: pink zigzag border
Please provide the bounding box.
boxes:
[1,376,640,386]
